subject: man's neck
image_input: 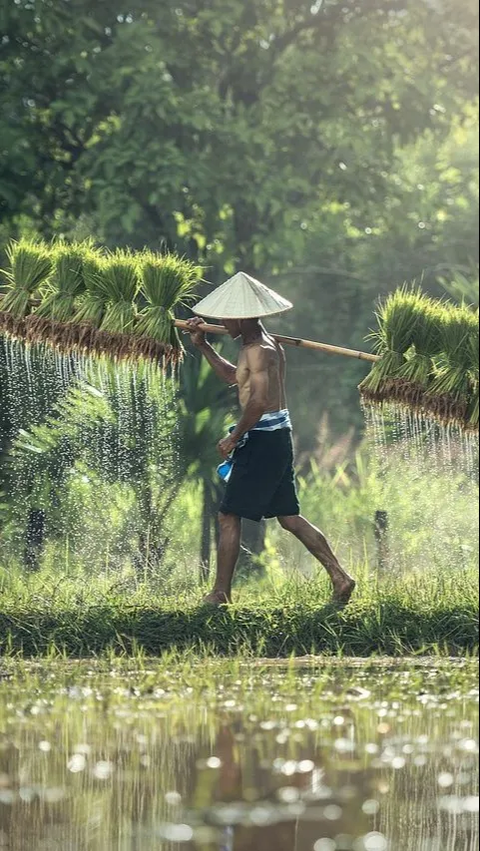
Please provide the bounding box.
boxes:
[240,319,264,347]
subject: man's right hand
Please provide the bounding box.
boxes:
[185,317,207,348]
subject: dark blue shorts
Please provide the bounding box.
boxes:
[220,430,300,522]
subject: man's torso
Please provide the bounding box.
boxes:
[236,334,287,412]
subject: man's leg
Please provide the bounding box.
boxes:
[278,515,356,604]
[203,512,242,605]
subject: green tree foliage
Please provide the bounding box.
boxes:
[1,0,478,446]
[1,350,180,567]
[1,0,477,256]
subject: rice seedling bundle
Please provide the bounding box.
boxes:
[33,243,85,322]
[72,247,108,347]
[394,298,445,408]
[0,239,203,367]
[135,252,202,360]
[98,250,139,335]
[428,306,479,430]
[359,286,425,403]
[360,286,479,431]
[0,240,53,338]
[0,238,477,432]
[24,242,87,347]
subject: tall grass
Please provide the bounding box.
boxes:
[0,422,477,657]
[0,557,477,657]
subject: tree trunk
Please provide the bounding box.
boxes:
[200,481,213,583]
[24,509,46,572]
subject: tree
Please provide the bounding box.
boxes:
[3,359,180,572]
[1,0,478,445]
[1,0,477,258]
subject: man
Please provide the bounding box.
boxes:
[186,272,356,607]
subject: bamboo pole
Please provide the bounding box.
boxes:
[0,294,380,363]
[174,319,381,363]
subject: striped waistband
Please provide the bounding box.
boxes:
[250,409,292,432]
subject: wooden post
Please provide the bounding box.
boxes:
[374,510,389,571]
[24,509,45,572]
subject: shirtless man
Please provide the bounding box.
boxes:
[186,314,356,607]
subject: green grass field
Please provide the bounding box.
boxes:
[1,560,477,657]
[1,436,477,658]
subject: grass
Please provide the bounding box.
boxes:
[1,434,477,659]
[0,561,477,658]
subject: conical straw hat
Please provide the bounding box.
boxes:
[193,272,293,319]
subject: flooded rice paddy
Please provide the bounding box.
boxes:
[0,658,478,851]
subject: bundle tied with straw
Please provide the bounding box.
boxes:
[394,296,444,407]
[360,285,479,431]
[71,249,140,361]
[72,246,108,351]
[98,250,139,334]
[0,239,53,338]
[25,242,87,347]
[0,239,204,365]
[135,252,202,362]
[359,286,422,403]
[428,305,479,430]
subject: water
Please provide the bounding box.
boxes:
[359,402,479,575]
[0,659,477,851]
[362,402,479,480]
[0,336,179,571]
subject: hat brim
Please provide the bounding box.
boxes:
[193,304,292,320]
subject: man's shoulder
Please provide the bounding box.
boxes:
[242,343,278,374]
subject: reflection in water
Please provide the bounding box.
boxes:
[0,660,477,851]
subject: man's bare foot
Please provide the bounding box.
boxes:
[331,579,356,609]
[202,590,231,607]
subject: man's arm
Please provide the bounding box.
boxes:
[230,347,270,442]
[186,318,237,385]
[196,340,237,385]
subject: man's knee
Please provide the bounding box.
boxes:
[278,514,301,533]
[218,512,240,530]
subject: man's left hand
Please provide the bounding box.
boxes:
[217,435,238,459]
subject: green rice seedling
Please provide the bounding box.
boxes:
[359,286,425,401]
[98,250,140,335]
[427,304,478,426]
[24,242,106,353]
[24,242,87,349]
[359,287,479,429]
[33,243,86,323]
[135,252,202,358]
[372,286,425,356]
[394,299,445,410]
[73,247,108,330]
[0,239,53,324]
